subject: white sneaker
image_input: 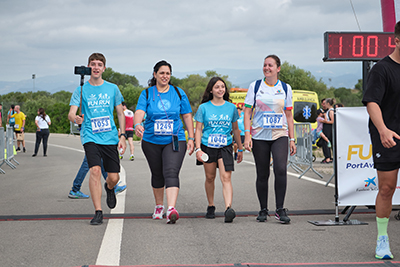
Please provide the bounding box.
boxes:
[375,235,394,260]
[152,205,164,220]
[166,207,179,224]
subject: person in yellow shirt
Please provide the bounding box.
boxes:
[9,105,26,152]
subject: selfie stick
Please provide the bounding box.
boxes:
[78,74,85,131]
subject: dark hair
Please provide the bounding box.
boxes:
[264,54,281,78]
[325,98,335,106]
[395,20,400,40]
[121,102,126,107]
[316,109,324,115]
[11,105,15,109]
[88,53,106,66]
[38,108,46,121]
[201,77,230,104]
[335,103,344,108]
[148,60,172,87]
[265,54,281,68]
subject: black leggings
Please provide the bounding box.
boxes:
[321,123,333,160]
[252,137,288,211]
[142,140,187,189]
[34,129,50,155]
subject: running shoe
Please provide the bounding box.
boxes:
[114,184,127,195]
[275,208,291,224]
[129,155,135,161]
[104,182,116,209]
[90,210,103,225]
[166,207,179,224]
[68,190,89,199]
[375,235,394,260]
[16,147,20,152]
[205,206,216,219]
[152,205,165,220]
[257,208,268,222]
[23,147,26,153]
[224,207,236,223]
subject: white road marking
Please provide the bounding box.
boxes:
[30,140,127,266]
[96,160,127,266]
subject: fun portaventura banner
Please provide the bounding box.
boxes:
[336,107,400,206]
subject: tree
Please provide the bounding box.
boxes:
[333,87,363,107]
[103,68,140,87]
[355,79,363,90]
[175,71,233,112]
[280,62,330,99]
[119,84,144,111]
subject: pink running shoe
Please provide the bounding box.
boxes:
[166,207,179,224]
[152,205,164,220]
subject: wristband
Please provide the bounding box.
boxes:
[195,148,201,153]
[120,133,127,139]
[134,123,141,129]
[244,129,250,132]
[238,149,243,152]
[289,138,295,142]
[188,137,194,141]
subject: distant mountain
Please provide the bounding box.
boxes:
[132,68,361,89]
[0,69,361,95]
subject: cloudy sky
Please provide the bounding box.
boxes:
[0,0,383,84]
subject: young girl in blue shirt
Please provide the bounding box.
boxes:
[194,77,243,223]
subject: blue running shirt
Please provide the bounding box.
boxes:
[194,101,239,148]
[69,81,124,145]
[136,86,192,145]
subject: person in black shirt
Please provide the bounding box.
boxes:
[362,20,400,260]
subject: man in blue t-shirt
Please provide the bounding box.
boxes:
[68,53,126,225]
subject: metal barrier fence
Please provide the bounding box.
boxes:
[5,126,19,169]
[70,121,80,135]
[288,122,323,179]
[0,128,5,173]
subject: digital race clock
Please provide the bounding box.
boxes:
[323,32,396,61]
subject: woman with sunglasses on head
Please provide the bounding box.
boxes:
[243,54,296,224]
[194,77,243,223]
[133,60,194,224]
[32,107,51,157]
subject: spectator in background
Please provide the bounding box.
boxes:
[334,103,344,108]
[32,108,51,157]
[320,98,327,112]
[9,105,26,152]
[121,102,135,161]
[0,104,2,127]
[233,106,245,160]
[68,155,127,199]
[320,98,335,164]
[7,105,16,128]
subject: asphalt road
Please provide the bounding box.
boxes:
[0,133,399,267]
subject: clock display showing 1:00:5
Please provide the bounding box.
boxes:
[323,32,396,61]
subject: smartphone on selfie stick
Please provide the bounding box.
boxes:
[74,66,91,130]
